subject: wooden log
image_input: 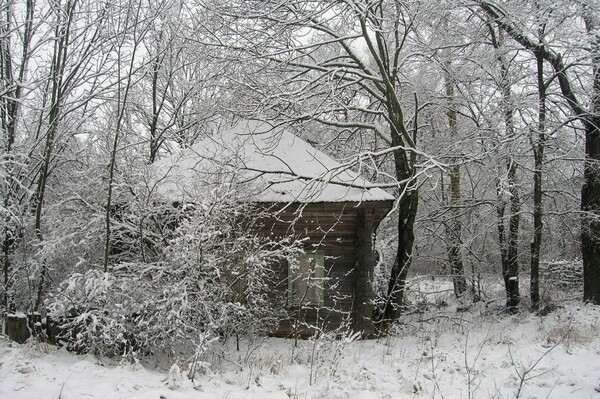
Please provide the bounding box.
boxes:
[6,313,29,344]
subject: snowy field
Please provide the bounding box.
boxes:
[1,278,600,399]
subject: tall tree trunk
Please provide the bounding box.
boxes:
[383,109,419,322]
[490,24,520,311]
[581,9,600,304]
[444,67,468,299]
[34,75,67,310]
[530,18,547,309]
[1,0,34,310]
[103,0,151,271]
[33,0,104,309]
[505,160,521,310]
[33,1,77,309]
[383,182,418,322]
[582,122,600,304]
[358,7,421,324]
[148,49,162,164]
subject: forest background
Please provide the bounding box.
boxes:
[0,0,599,358]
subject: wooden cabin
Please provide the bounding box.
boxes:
[154,121,394,336]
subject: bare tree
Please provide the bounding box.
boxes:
[476,0,600,304]
[529,1,548,309]
[30,0,110,309]
[102,0,166,271]
[136,4,222,162]
[443,60,469,299]
[203,0,448,326]
[487,23,522,311]
[0,0,38,310]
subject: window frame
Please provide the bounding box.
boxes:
[287,250,325,307]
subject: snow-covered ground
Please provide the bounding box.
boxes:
[1,281,599,398]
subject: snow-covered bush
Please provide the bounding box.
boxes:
[47,189,303,358]
[46,270,134,355]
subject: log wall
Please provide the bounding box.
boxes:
[259,201,392,336]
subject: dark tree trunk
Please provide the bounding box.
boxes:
[445,69,467,299]
[582,117,600,303]
[530,35,547,309]
[381,96,419,323]
[103,4,144,271]
[582,12,600,304]
[34,0,89,310]
[1,0,34,310]
[383,180,418,322]
[506,166,521,310]
[148,51,162,164]
[495,178,520,311]
[489,23,520,311]
[33,21,70,310]
[530,152,543,309]
[2,234,11,309]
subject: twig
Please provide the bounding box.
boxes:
[57,375,70,399]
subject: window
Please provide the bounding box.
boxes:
[288,250,325,306]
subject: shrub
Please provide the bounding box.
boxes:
[47,194,303,358]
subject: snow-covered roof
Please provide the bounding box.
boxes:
[153,120,395,204]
